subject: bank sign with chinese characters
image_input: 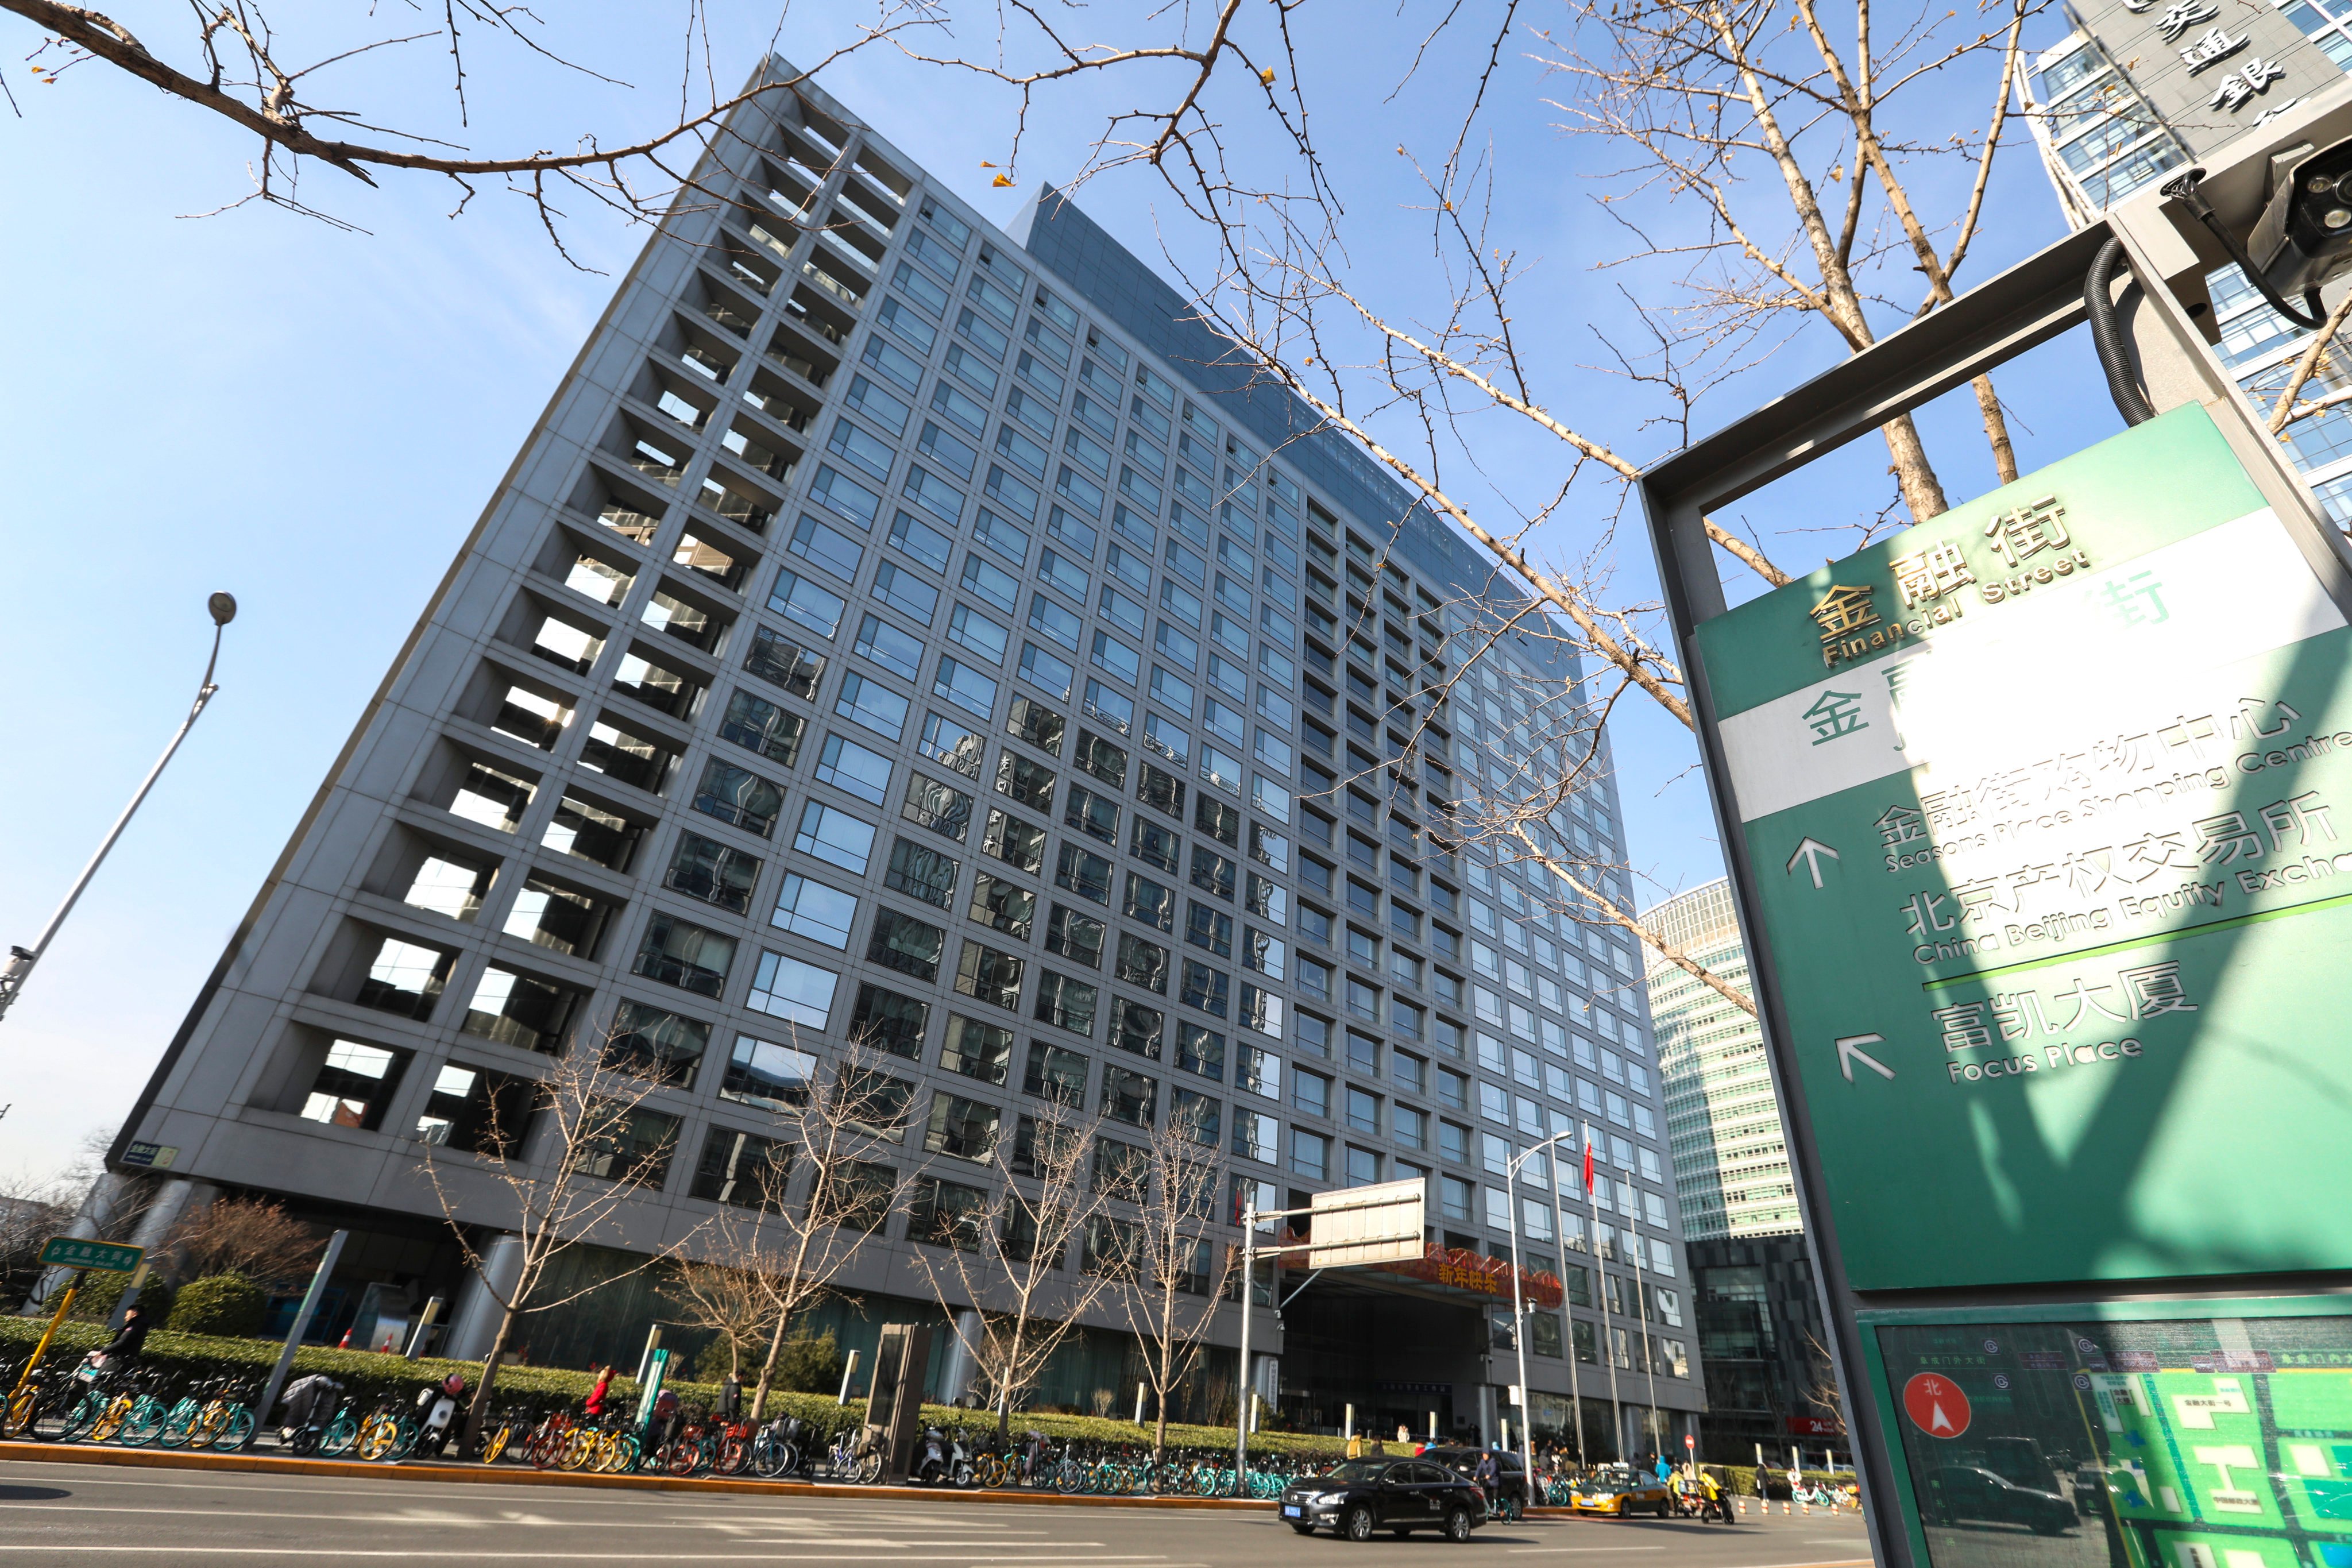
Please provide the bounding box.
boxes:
[1694,405,2352,1292]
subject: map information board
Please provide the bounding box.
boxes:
[1691,404,2352,1291]
[1874,1310,2352,1568]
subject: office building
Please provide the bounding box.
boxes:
[98,59,1698,1450]
[1645,880,1839,1461]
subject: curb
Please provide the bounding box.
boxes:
[0,1440,1277,1508]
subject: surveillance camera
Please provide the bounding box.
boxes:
[2255,137,2352,305]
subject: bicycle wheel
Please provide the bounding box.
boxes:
[321,1411,359,1457]
[717,1435,751,1476]
[388,1416,420,1461]
[484,1425,511,1465]
[854,1448,885,1485]
[118,1397,166,1448]
[355,1415,398,1461]
[213,1406,255,1452]
[2,1387,37,1439]
[88,1395,132,1443]
[186,1404,227,1451]
[54,1392,101,1443]
[155,1401,198,1449]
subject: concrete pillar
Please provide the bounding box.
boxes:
[1477,1383,1497,1447]
[937,1309,982,1405]
[439,1234,525,1362]
[111,1177,213,1326]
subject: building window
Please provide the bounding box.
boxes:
[910,1176,991,1249]
[867,908,946,982]
[693,758,785,837]
[967,872,1037,939]
[885,837,960,910]
[1101,1064,1157,1127]
[1108,998,1165,1060]
[794,801,876,874]
[1024,1040,1089,1104]
[691,1126,793,1209]
[300,1039,410,1130]
[956,940,1026,1009]
[459,966,577,1053]
[666,831,761,914]
[581,1104,681,1186]
[632,913,735,998]
[848,982,928,1060]
[941,1014,1017,1086]
[746,951,838,1029]
[354,936,452,1020]
[771,874,857,949]
[412,1063,525,1153]
[924,1091,1003,1162]
[1289,1128,1329,1181]
[605,1000,711,1086]
[719,1033,817,1110]
[1033,970,1100,1036]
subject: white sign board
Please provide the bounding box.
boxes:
[1308,1177,1426,1267]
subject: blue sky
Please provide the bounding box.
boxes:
[0,2,2123,1180]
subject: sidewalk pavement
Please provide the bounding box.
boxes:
[0,1438,1623,1517]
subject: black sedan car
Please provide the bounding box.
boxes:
[1921,1464,2076,1535]
[1280,1458,1489,1542]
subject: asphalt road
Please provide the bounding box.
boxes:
[0,1459,1879,1566]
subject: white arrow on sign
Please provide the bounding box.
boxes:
[1835,1033,1895,1082]
[1786,836,1840,889]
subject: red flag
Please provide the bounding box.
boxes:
[1582,1141,1595,1193]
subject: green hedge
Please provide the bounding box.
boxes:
[0,1318,1345,1457]
[1706,1463,1855,1497]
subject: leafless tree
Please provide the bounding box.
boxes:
[1103,1098,1234,1459]
[162,1195,320,1289]
[902,0,2055,998]
[909,1095,1111,1442]
[702,1033,924,1421]
[5,1,941,250]
[418,1029,681,1450]
[663,1244,779,1381]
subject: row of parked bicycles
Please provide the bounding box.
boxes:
[2,1352,1323,1499]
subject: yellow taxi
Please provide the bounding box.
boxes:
[1571,1465,1677,1517]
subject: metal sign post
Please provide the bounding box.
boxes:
[1637,88,2352,1568]
[257,1229,346,1426]
[1234,1182,1426,1492]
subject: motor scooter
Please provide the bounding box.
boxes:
[410,1374,465,1460]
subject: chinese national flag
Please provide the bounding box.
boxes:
[1582,1141,1596,1193]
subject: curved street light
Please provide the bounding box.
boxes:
[0,593,237,1028]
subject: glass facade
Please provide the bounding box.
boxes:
[121,62,1694,1428]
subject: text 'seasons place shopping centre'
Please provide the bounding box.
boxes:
[94,61,1701,1453]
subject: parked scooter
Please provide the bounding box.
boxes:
[408,1374,466,1460]
[911,1423,974,1487]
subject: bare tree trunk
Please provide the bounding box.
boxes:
[1881,411,1949,522]
[1972,376,2021,485]
[750,1306,794,1423]
[461,1304,517,1455]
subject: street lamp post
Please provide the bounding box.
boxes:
[1503,1129,1577,1507]
[1547,1170,1584,1467]
[0,593,236,1028]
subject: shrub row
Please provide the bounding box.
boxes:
[0,1318,1345,1457]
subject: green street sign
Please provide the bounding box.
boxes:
[38,1237,144,1273]
[1691,404,2352,1293]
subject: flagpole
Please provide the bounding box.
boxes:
[1547,1159,1584,1470]
[1584,1125,1624,1462]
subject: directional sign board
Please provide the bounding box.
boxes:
[1308,1178,1427,1267]
[37,1237,143,1273]
[1689,405,2352,1293]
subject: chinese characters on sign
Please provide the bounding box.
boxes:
[1805,495,2102,668]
